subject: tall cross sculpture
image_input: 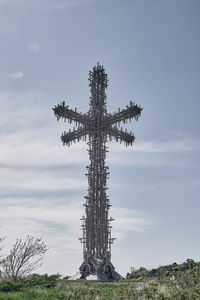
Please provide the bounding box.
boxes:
[53,63,142,281]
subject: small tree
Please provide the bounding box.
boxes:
[0,236,4,253]
[1,236,48,281]
[0,236,5,278]
[0,236,6,262]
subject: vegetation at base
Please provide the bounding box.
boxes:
[127,258,199,279]
[0,274,61,292]
[0,259,200,299]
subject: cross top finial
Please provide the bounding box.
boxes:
[89,63,108,89]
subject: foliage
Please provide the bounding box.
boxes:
[27,273,61,288]
[0,274,60,292]
[1,236,48,281]
[127,266,149,279]
[127,258,200,279]
[0,259,200,299]
[0,280,24,292]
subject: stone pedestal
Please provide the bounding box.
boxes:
[69,255,123,281]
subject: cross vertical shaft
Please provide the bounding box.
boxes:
[83,66,111,259]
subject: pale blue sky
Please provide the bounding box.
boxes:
[0,0,200,276]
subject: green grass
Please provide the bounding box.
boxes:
[0,261,200,299]
[0,278,199,300]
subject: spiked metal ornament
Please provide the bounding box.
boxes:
[53,63,142,280]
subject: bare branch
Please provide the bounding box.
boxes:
[1,236,48,281]
[0,236,5,251]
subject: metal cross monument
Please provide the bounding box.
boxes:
[53,63,142,281]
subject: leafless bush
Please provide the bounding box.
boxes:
[0,236,5,259]
[1,235,48,281]
[0,237,4,251]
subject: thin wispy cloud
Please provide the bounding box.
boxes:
[108,138,200,167]
[0,0,94,10]
[44,0,96,10]
[10,70,24,80]
[0,168,85,191]
[28,41,40,54]
[0,202,151,250]
[111,139,200,154]
[111,207,152,238]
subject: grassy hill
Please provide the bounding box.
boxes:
[0,259,200,299]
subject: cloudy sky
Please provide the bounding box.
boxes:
[0,0,200,277]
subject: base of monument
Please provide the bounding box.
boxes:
[68,270,123,281]
[68,255,123,281]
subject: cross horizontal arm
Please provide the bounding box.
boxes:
[53,101,90,126]
[108,126,135,146]
[105,101,142,127]
[61,126,88,147]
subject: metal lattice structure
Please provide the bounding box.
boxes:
[53,63,142,280]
